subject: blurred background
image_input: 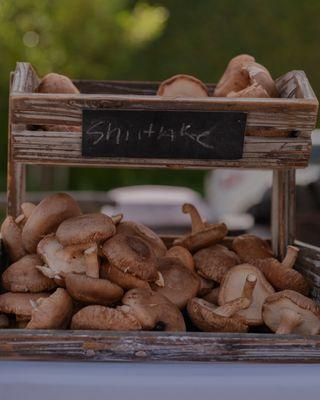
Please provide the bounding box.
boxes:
[1,0,320,242]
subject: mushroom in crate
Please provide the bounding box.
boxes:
[0,292,50,323]
[214,54,278,98]
[232,234,274,263]
[122,288,186,332]
[102,233,159,286]
[2,254,56,293]
[152,256,200,309]
[116,220,167,258]
[174,203,227,252]
[166,246,195,271]
[55,213,116,278]
[253,246,310,295]
[65,273,123,306]
[36,72,80,132]
[157,74,208,97]
[194,244,240,284]
[22,192,81,254]
[187,274,257,332]
[262,290,320,335]
[219,264,275,326]
[26,288,73,329]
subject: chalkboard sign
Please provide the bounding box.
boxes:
[82,109,246,160]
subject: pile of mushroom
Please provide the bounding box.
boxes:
[0,193,318,335]
[157,54,278,99]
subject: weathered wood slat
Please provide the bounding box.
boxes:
[10,129,311,169]
[1,330,320,363]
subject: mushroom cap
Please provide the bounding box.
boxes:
[219,264,275,325]
[194,244,240,283]
[102,233,158,282]
[0,292,50,319]
[0,314,10,329]
[153,257,200,309]
[214,54,255,97]
[232,234,274,263]
[187,297,248,333]
[245,62,278,97]
[101,263,150,290]
[22,193,81,253]
[254,258,310,295]
[122,288,186,331]
[166,246,195,271]
[37,73,80,94]
[37,234,87,281]
[71,305,142,331]
[157,74,208,97]
[2,254,56,293]
[56,213,116,246]
[65,273,123,305]
[26,288,73,329]
[1,216,26,262]
[117,221,166,258]
[174,223,228,253]
[227,82,270,98]
[263,290,320,335]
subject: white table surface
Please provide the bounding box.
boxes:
[0,362,320,400]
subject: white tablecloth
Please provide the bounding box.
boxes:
[0,362,320,400]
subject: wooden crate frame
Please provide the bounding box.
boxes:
[1,62,320,363]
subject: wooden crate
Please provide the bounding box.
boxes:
[2,62,320,363]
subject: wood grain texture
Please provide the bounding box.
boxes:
[296,241,320,302]
[11,129,311,169]
[1,330,320,363]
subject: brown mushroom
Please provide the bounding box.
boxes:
[122,288,186,331]
[194,244,240,283]
[244,62,278,98]
[1,216,26,263]
[26,288,73,329]
[174,204,227,253]
[102,233,158,282]
[37,73,80,94]
[152,257,200,309]
[117,221,166,257]
[227,82,269,98]
[65,273,123,305]
[214,54,255,97]
[263,290,320,335]
[15,202,36,226]
[0,292,50,320]
[253,246,310,295]
[101,263,150,290]
[22,193,81,253]
[166,246,195,271]
[219,264,275,325]
[232,234,274,263]
[0,314,10,329]
[157,74,208,97]
[71,305,142,331]
[56,213,116,278]
[37,234,87,283]
[187,297,250,333]
[2,254,56,293]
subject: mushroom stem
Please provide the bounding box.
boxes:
[112,213,123,225]
[84,244,100,278]
[214,297,250,318]
[15,202,36,225]
[241,273,257,300]
[282,246,299,269]
[182,203,205,233]
[276,309,303,334]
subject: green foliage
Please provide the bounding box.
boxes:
[0,0,320,195]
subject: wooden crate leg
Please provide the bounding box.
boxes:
[7,161,26,217]
[271,169,296,259]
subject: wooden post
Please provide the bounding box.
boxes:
[271,169,296,259]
